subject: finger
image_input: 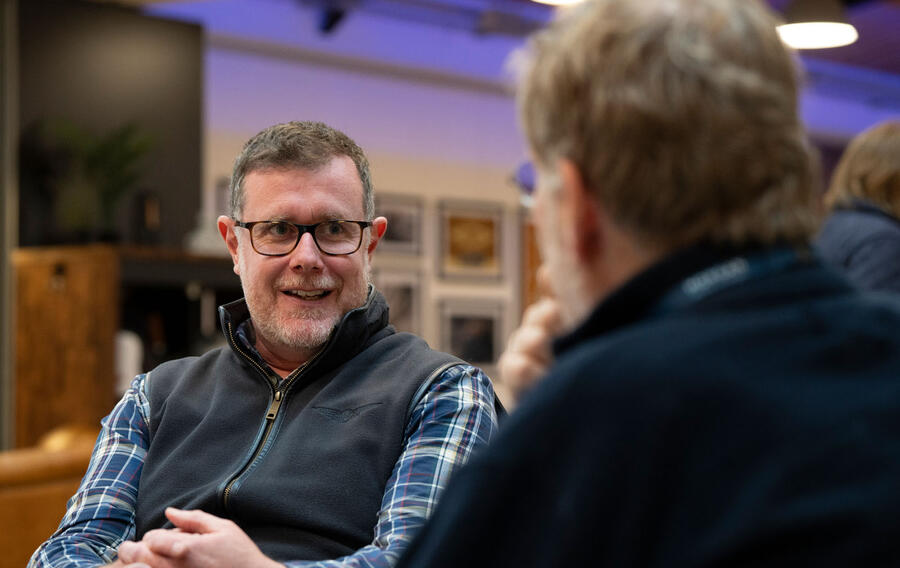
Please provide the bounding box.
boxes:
[498,351,548,391]
[141,529,190,558]
[516,301,559,340]
[525,297,564,333]
[117,541,179,568]
[142,528,184,540]
[536,265,555,298]
[506,325,553,364]
[118,540,153,566]
[507,304,561,358]
[165,507,230,534]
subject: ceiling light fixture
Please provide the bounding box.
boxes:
[529,0,583,7]
[776,0,858,50]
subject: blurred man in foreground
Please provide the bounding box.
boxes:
[398,0,900,565]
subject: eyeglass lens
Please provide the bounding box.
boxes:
[251,221,362,255]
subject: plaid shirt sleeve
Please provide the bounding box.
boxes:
[284,363,499,568]
[28,373,151,568]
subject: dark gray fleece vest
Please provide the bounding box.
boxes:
[134,292,460,562]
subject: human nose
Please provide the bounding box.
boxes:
[288,231,325,271]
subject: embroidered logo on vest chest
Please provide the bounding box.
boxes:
[312,402,383,423]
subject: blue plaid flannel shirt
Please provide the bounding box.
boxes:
[28,340,498,568]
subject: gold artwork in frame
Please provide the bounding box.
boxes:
[438,200,503,282]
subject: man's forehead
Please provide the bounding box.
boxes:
[245,158,360,186]
[244,158,363,194]
[243,162,364,214]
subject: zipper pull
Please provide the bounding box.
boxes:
[266,390,283,420]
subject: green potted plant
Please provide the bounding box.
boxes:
[37,120,153,242]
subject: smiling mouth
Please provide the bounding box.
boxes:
[283,290,331,300]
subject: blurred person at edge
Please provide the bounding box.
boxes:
[816,120,900,293]
[29,121,500,568]
[397,1,900,566]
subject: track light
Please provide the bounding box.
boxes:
[776,0,858,49]
[318,7,346,34]
[529,0,583,7]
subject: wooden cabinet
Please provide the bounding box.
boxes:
[12,245,240,448]
[13,246,118,448]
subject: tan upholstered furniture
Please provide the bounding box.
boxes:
[0,425,98,568]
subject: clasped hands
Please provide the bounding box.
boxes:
[111,508,284,568]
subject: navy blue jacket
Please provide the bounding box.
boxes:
[815,200,900,293]
[399,244,900,567]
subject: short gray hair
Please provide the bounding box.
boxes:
[518,0,820,249]
[230,121,374,219]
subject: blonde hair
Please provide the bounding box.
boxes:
[517,0,820,250]
[823,121,900,218]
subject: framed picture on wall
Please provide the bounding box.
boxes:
[374,269,422,335]
[375,194,423,255]
[438,200,503,282]
[439,298,505,372]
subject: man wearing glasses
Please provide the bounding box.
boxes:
[29,121,500,568]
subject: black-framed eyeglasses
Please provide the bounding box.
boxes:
[234,219,373,256]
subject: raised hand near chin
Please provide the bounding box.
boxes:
[496,266,563,411]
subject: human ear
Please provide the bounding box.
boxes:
[366,216,388,258]
[217,215,242,276]
[558,159,601,263]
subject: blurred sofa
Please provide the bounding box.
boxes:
[0,425,97,568]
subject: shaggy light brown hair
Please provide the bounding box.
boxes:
[517,0,820,250]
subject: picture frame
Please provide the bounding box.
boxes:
[374,268,422,335]
[375,193,423,255]
[439,298,505,372]
[438,200,504,282]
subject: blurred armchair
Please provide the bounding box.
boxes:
[0,424,98,568]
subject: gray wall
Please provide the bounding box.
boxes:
[18,0,203,247]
